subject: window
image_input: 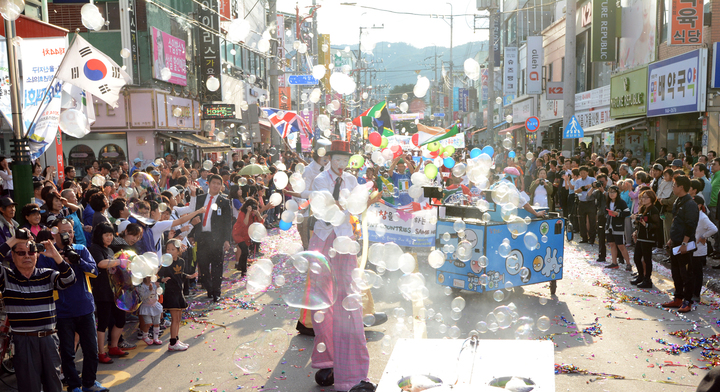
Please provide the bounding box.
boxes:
[99,144,126,167]
[68,145,96,177]
[99,3,121,31]
[560,57,564,82]
[548,62,553,82]
[576,33,587,93]
[520,69,525,95]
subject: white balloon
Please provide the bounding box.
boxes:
[226,18,251,42]
[399,102,409,113]
[206,76,220,92]
[312,64,326,80]
[273,172,289,190]
[269,193,282,206]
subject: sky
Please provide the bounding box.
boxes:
[275,0,490,49]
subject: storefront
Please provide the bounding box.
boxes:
[539,94,563,149]
[648,49,708,157]
[511,96,535,150]
[571,85,611,154]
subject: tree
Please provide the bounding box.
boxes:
[389,84,415,101]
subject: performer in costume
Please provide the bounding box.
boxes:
[309,141,380,392]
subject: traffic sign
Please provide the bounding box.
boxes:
[525,116,540,132]
[563,115,584,139]
[287,75,319,85]
[433,113,446,117]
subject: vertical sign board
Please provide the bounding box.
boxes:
[647,48,707,117]
[277,14,285,88]
[504,47,518,96]
[712,42,720,89]
[669,0,704,45]
[481,69,489,103]
[591,0,616,62]
[493,12,501,67]
[55,132,65,184]
[128,0,139,85]
[199,0,222,101]
[526,36,543,95]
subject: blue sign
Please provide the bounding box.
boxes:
[563,115,584,139]
[287,75,319,85]
[713,43,720,88]
[525,116,539,132]
[433,113,446,117]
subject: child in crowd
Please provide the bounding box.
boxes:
[159,239,197,351]
[137,276,164,346]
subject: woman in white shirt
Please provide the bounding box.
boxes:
[692,196,717,302]
[0,157,13,197]
[528,168,553,211]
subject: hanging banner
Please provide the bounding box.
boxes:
[367,204,436,247]
[56,132,65,184]
[277,14,285,88]
[198,0,222,101]
[492,12,501,67]
[151,27,187,86]
[618,0,657,70]
[503,47,517,96]
[591,0,617,62]
[526,37,543,95]
[647,48,707,117]
[669,0,703,45]
[712,42,720,88]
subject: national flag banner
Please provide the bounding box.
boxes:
[352,116,373,127]
[262,108,312,139]
[352,100,394,131]
[59,83,96,137]
[419,124,460,146]
[56,35,131,108]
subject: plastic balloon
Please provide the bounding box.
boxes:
[369,132,382,147]
[269,193,282,206]
[273,171,289,190]
[444,145,456,157]
[390,145,403,159]
[380,136,389,148]
[411,133,419,147]
[279,220,292,231]
[470,148,481,159]
[348,154,365,169]
[443,157,455,169]
[109,250,141,312]
[424,163,438,179]
[427,142,440,152]
[481,145,495,156]
[509,151,516,158]
[248,222,268,242]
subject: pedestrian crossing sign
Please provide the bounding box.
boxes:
[563,115,584,139]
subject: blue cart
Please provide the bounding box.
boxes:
[432,204,565,296]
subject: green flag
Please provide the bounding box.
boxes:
[419,124,460,146]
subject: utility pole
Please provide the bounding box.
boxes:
[4,20,31,211]
[357,25,383,117]
[562,0,576,152]
[268,0,278,108]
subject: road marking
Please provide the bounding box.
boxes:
[96,370,131,387]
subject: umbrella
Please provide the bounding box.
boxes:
[504,167,521,177]
[239,164,269,176]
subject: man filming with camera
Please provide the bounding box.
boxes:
[0,227,76,392]
[37,219,108,392]
[574,166,597,244]
[591,174,609,262]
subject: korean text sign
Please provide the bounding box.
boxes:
[669,0,704,45]
[647,48,707,117]
[152,27,187,86]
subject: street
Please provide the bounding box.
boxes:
[1,227,718,392]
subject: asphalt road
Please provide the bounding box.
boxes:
[0,228,718,392]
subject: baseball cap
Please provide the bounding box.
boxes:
[133,158,143,163]
[652,163,664,172]
[672,159,683,167]
[168,187,180,197]
[0,197,16,208]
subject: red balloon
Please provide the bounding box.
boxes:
[429,150,439,158]
[390,145,403,158]
[411,133,419,147]
[369,132,382,147]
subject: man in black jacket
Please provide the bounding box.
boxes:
[591,174,608,262]
[662,175,699,313]
[189,174,232,302]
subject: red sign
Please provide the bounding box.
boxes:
[55,130,65,184]
[525,116,540,132]
[670,0,703,45]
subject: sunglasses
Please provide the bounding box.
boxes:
[13,250,36,256]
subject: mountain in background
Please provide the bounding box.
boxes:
[337,40,489,88]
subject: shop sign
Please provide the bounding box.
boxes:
[711,42,720,88]
[202,103,236,120]
[581,1,592,27]
[546,82,563,100]
[151,27,187,86]
[526,37,543,95]
[602,131,615,145]
[541,94,563,121]
[591,0,616,62]
[610,66,648,118]
[198,0,222,101]
[575,85,610,111]
[647,48,707,117]
[503,47,517,96]
[512,97,535,124]
[669,0,703,45]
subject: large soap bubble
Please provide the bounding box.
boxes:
[59,109,89,138]
[279,252,335,310]
[131,171,160,199]
[246,259,273,294]
[428,250,445,269]
[523,232,539,251]
[233,328,289,373]
[248,222,268,242]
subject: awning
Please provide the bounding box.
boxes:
[470,127,487,135]
[160,132,199,147]
[259,118,272,131]
[190,134,232,152]
[583,117,645,136]
[498,123,526,135]
[539,119,562,128]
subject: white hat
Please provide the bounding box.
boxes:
[118,219,131,234]
[168,187,180,197]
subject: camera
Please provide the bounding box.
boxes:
[592,181,602,188]
[59,232,80,264]
[35,243,45,253]
[539,179,545,185]
[16,228,29,240]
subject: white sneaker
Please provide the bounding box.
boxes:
[168,342,188,351]
[176,340,189,348]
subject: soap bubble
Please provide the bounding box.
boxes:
[502,138,513,150]
[248,222,267,242]
[279,252,335,310]
[523,232,539,251]
[443,287,453,296]
[482,212,491,222]
[476,321,488,333]
[504,281,514,290]
[479,274,489,286]
[493,305,513,329]
[456,241,472,262]
[438,324,448,334]
[453,219,466,232]
[507,217,528,236]
[246,259,273,294]
[452,163,466,177]
[226,18,251,42]
[80,3,104,31]
[519,267,530,279]
[363,314,376,327]
[160,67,172,81]
[313,311,325,324]
[539,297,548,305]
[448,325,461,338]
[91,175,105,187]
[203,160,213,170]
[233,328,288,373]
[442,232,451,242]
[537,316,550,332]
[375,223,387,237]
[515,324,533,339]
[428,250,445,269]
[526,152,534,160]
[342,293,362,311]
[488,322,499,333]
[497,242,511,258]
[493,290,504,302]
[451,296,466,312]
[478,255,488,268]
[161,253,173,267]
[399,253,416,274]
